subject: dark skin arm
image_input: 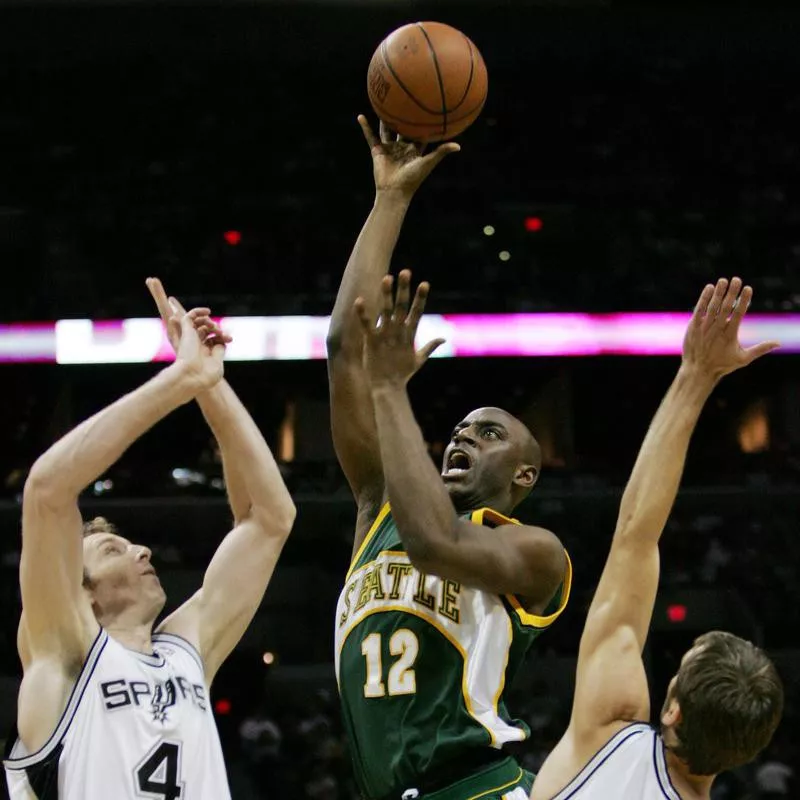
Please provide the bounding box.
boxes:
[326,117,459,550]
[357,273,566,605]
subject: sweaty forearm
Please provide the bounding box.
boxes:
[327,192,410,354]
[29,364,196,499]
[614,365,715,547]
[197,381,295,530]
[371,385,457,564]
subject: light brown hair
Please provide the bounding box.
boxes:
[672,631,783,774]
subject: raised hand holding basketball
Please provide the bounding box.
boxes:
[682,277,779,382]
[358,115,460,199]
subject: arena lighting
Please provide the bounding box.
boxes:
[667,604,688,624]
[214,699,232,715]
[0,313,797,364]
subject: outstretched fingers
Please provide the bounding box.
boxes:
[393,270,412,323]
[354,296,375,337]
[743,339,781,364]
[700,278,729,333]
[416,337,446,364]
[719,277,743,320]
[406,280,431,333]
[424,141,461,165]
[358,114,380,151]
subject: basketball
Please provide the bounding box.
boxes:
[366,22,489,143]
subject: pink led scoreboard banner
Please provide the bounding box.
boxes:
[0,313,797,364]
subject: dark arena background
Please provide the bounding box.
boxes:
[0,0,798,797]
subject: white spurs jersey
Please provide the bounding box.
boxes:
[547,723,683,800]
[4,629,231,800]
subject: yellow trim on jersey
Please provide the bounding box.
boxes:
[470,507,521,527]
[337,604,500,746]
[506,549,573,629]
[466,768,525,800]
[470,506,573,630]
[346,502,392,580]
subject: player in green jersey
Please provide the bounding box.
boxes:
[327,117,572,800]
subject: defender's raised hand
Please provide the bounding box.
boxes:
[682,277,779,382]
[358,115,460,199]
[146,277,230,390]
[355,269,445,388]
[146,277,232,352]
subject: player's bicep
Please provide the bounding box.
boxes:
[159,517,287,682]
[427,522,567,602]
[328,355,384,502]
[571,625,650,735]
[580,539,660,660]
[20,483,96,660]
[568,541,659,732]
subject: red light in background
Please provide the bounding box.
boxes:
[223,230,242,246]
[524,217,543,232]
[214,698,232,715]
[667,604,687,623]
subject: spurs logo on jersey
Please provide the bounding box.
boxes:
[98,673,206,723]
[3,631,231,800]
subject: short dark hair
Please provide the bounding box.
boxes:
[672,631,783,775]
[82,516,118,538]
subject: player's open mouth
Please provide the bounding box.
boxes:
[443,449,473,478]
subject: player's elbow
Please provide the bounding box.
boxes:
[251,499,296,540]
[404,536,446,575]
[23,460,72,508]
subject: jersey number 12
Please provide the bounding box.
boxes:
[361,629,419,698]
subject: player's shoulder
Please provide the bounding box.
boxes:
[507,523,567,571]
[533,721,653,800]
[472,508,564,547]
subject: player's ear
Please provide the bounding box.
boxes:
[661,698,682,728]
[513,464,538,490]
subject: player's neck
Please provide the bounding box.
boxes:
[101,619,156,656]
[664,749,715,800]
[452,491,514,517]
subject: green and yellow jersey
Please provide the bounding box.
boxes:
[334,504,572,799]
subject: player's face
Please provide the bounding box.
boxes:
[82,533,166,622]
[441,409,523,509]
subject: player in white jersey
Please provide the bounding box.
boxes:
[4,279,296,799]
[531,277,785,800]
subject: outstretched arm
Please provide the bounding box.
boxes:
[327,117,459,537]
[147,281,296,683]
[21,311,222,668]
[570,278,779,736]
[357,273,567,604]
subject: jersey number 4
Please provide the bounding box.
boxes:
[135,741,183,800]
[361,629,419,698]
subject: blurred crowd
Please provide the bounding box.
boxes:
[222,678,798,799]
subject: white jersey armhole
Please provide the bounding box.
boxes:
[4,629,109,771]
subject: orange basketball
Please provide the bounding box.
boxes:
[367,21,489,143]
